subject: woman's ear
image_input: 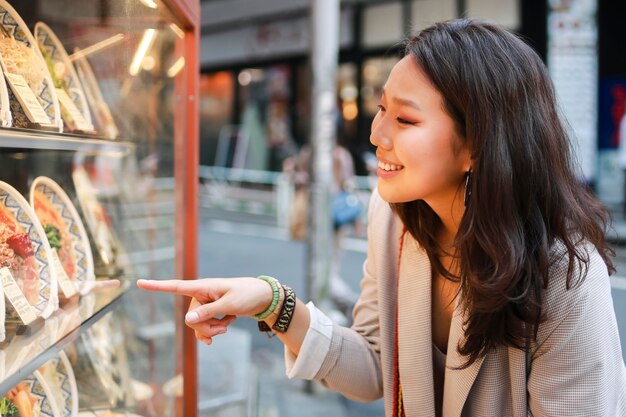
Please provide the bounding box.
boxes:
[461,148,473,174]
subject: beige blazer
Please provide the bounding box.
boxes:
[310,189,626,416]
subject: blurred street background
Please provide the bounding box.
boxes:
[194,197,626,417]
[196,208,382,417]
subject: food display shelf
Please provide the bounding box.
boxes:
[0,281,128,394]
[0,129,134,154]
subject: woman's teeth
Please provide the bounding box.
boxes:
[378,161,403,171]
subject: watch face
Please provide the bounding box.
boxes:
[30,176,95,295]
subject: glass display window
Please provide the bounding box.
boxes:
[0,1,199,417]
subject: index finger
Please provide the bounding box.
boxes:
[137,279,212,298]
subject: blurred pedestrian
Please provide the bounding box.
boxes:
[284,143,361,320]
[139,19,626,416]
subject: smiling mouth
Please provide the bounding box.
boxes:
[378,161,404,172]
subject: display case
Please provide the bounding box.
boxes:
[0,1,199,417]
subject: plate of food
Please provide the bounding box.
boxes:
[71,167,118,274]
[72,51,118,139]
[38,351,78,417]
[1,371,61,417]
[0,181,57,321]
[0,0,61,131]
[34,22,94,134]
[30,176,95,296]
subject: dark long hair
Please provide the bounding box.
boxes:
[392,19,615,367]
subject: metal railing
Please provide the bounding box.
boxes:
[198,165,375,229]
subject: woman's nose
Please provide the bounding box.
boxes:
[370,119,392,150]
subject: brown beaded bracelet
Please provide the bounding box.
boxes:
[257,285,296,336]
[273,285,296,333]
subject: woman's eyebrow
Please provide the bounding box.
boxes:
[392,96,422,111]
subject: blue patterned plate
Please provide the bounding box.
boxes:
[22,370,62,417]
[0,0,61,131]
[35,22,94,132]
[0,181,58,319]
[30,176,95,296]
[38,351,78,417]
[0,371,63,417]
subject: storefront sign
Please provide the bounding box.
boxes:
[547,0,598,182]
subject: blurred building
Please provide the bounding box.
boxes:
[199,0,626,206]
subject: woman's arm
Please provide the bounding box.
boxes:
[137,189,389,402]
[137,276,311,354]
[267,297,310,356]
[136,266,383,401]
[281,189,387,402]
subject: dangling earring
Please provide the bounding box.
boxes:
[464,170,472,207]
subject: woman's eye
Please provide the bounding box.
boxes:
[396,117,416,125]
[377,104,386,112]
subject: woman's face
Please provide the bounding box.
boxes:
[370,56,471,210]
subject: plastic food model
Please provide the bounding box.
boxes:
[0,180,58,323]
[31,191,76,285]
[0,203,39,306]
[0,0,61,131]
[1,382,40,417]
[0,370,59,417]
[37,352,78,417]
[30,176,95,296]
[34,23,94,134]
[0,26,46,129]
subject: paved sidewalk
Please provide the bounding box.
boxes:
[196,206,626,417]
[197,327,385,417]
[198,211,384,417]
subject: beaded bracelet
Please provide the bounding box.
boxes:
[254,275,281,320]
[273,285,296,333]
[258,285,297,336]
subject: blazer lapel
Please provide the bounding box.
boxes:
[397,235,435,416]
[442,302,485,417]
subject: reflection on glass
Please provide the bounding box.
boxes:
[0,2,187,417]
[0,282,125,389]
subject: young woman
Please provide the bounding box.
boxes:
[138,19,626,416]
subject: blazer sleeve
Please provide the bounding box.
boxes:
[528,246,626,416]
[286,190,386,402]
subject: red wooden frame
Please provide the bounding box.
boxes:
[166,1,199,417]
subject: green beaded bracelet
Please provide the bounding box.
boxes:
[254,275,281,320]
